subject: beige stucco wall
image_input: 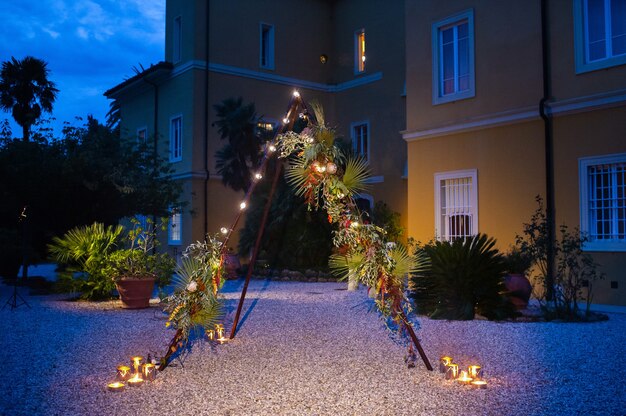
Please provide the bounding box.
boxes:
[407,120,545,247]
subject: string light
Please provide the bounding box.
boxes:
[239,202,247,210]
[350,221,360,228]
[254,172,263,180]
[268,144,277,153]
[293,90,300,98]
[282,117,289,124]
[220,227,229,234]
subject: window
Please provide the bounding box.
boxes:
[173,16,182,63]
[137,127,147,143]
[432,9,475,105]
[351,121,369,161]
[579,153,626,251]
[355,29,366,73]
[169,115,182,162]
[260,23,275,70]
[168,208,182,245]
[574,0,626,72]
[434,169,478,241]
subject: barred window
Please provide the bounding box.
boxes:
[168,208,182,245]
[580,154,626,251]
[435,170,478,241]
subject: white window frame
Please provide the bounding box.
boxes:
[434,169,478,241]
[260,22,275,70]
[354,28,366,74]
[574,0,626,73]
[579,153,626,251]
[168,208,182,245]
[136,126,147,143]
[169,114,183,162]
[432,9,475,105]
[351,120,370,161]
[173,15,182,64]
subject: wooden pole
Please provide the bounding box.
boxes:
[229,162,283,339]
[400,311,433,371]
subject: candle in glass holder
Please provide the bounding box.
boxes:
[142,363,156,381]
[206,329,215,341]
[127,373,144,387]
[468,365,483,379]
[439,356,453,373]
[215,324,225,339]
[116,365,131,381]
[445,363,459,380]
[471,379,488,389]
[457,370,473,385]
[107,381,125,392]
[131,356,143,374]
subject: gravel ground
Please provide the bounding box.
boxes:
[0,279,624,416]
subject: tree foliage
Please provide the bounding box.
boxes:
[0,116,181,270]
[0,56,58,142]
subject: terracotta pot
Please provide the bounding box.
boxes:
[224,253,241,279]
[504,273,532,309]
[115,278,156,309]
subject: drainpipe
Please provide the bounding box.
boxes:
[144,77,160,250]
[540,0,556,301]
[204,0,210,237]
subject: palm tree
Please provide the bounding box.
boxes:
[213,97,265,192]
[0,56,58,142]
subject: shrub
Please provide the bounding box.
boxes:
[409,234,516,320]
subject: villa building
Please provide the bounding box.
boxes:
[106,0,625,306]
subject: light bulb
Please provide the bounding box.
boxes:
[282,117,289,124]
[220,227,229,234]
[350,221,360,228]
[268,144,276,152]
[293,90,300,98]
[254,172,263,180]
[239,202,247,210]
[362,55,366,62]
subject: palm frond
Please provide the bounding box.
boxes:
[342,157,370,195]
[284,162,311,197]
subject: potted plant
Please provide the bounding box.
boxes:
[503,247,533,309]
[104,219,176,309]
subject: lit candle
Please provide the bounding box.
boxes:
[107,381,125,392]
[471,380,488,389]
[445,363,459,380]
[215,324,225,339]
[116,365,131,381]
[206,329,215,341]
[142,363,156,381]
[468,365,483,379]
[457,370,473,385]
[439,356,453,373]
[127,373,144,387]
[131,356,143,374]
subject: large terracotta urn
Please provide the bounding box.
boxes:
[115,278,156,309]
[504,274,532,310]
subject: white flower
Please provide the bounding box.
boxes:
[186,281,198,292]
[386,242,396,249]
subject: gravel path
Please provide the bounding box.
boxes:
[1,279,624,416]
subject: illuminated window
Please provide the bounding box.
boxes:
[168,208,182,245]
[432,10,475,104]
[170,115,182,162]
[260,23,275,70]
[579,153,626,251]
[355,29,366,73]
[574,0,626,72]
[173,16,182,63]
[434,169,478,241]
[351,121,369,161]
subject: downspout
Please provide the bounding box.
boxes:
[203,0,210,236]
[144,77,160,251]
[540,0,556,301]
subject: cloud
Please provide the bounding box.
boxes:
[0,0,165,135]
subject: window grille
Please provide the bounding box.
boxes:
[587,162,626,241]
[440,176,474,240]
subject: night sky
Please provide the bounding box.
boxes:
[0,0,165,136]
